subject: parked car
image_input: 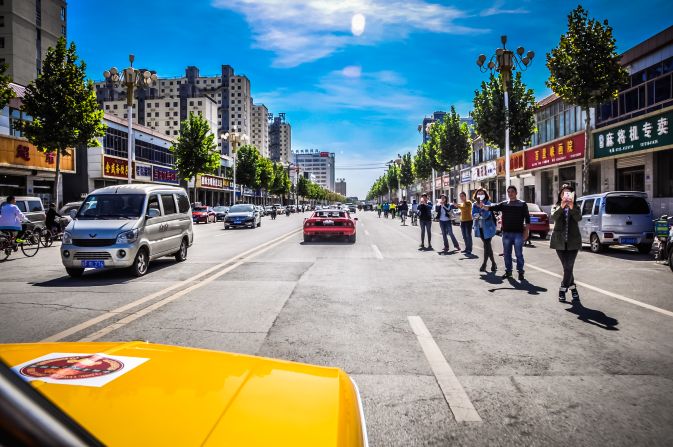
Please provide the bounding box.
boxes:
[224,204,262,229]
[60,184,193,277]
[303,208,357,243]
[256,205,266,216]
[495,202,550,239]
[212,206,229,221]
[192,206,216,224]
[0,196,46,230]
[577,191,654,253]
[0,341,368,446]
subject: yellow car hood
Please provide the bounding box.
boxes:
[0,341,366,447]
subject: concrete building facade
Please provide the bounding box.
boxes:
[0,0,67,86]
[335,178,347,196]
[293,149,335,191]
[269,113,291,164]
[251,103,269,157]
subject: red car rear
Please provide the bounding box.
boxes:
[192,206,215,224]
[496,202,550,239]
[303,209,357,243]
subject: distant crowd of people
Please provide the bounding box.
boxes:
[373,183,582,304]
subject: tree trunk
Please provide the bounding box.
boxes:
[583,107,591,194]
[53,149,62,207]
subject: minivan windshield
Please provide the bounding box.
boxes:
[76,194,145,219]
[229,205,254,213]
[605,196,650,214]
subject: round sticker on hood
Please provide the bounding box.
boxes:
[20,354,124,380]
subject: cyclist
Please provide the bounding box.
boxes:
[410,199,419,226]
[0,196,28,243]
[45,202,62,235]
[398,200,409,225]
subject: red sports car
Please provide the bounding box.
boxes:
[496,202,550,239]
[303,209,357,243]
[192,206,216,224]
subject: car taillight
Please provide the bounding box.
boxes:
[304,220,313,227]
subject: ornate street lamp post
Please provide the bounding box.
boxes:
[104,55,157,184]
[222,126,248,206]
[476,35,534,187]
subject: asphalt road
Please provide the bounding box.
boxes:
[1,210,673,446]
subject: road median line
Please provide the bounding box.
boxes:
[40,228,301,343]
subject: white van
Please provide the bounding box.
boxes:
[61,184,194,277]
[577,191,654,254]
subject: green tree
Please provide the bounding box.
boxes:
[257,157,275,202]
[270,162,291,203]
[297,175,310,199]
[170,112,219,202]
[15,37,105,205]
[546,4,629,191]
[413,144,433,180]
[437,106,472,169]
[399,152,414,188]
[426,121,447,171]
[471,72,536,152]
[236,144,261,188]
[0,63,15,110]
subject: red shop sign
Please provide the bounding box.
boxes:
[525,133,585,170]
[103,156,130,179]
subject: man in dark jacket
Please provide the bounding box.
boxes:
[484,186,530,280]
[417,193,433,250]
[45,203,62,234]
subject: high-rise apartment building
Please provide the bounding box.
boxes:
[251,103,269,157]
[0,0,67,86]
[335,179,347,196]
[293,149,335,191]
[95,65,253,156]
[269,113,291,164]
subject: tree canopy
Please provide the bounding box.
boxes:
[471,72,536,152]
[399,152,414,187]
[170,112,220,193]
[413,143,433,180]
[0,63,15,110]
[435,106,472,170]
[235,144,261,188]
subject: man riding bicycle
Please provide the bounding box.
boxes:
[45,202,63,235]
[0,196,28,243]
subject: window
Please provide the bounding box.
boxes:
[147,195,161,215]
[161,194,176,215]
[0,37,4,48]
[173,102,177,107]
[655,151,673,197]
[60,6,66,21]
[61,25,66,37]
[605,196,649,214]
[0,16,4,27]
[581,199,595,216]
[198,101,202,106]
[177,194,190,213]
[165,102,170,107]
[593,198,601,215]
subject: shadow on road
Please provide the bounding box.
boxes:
[566,302,620,330]
[30,259,177,287]
[480,274,548,295]
[580,246,653,262]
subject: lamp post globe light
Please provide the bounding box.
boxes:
[103,55,157,184]
[476,35,534,188]
[222,126,248,206]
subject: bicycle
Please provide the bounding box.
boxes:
[400,211,407,226]
[0,228,41,261]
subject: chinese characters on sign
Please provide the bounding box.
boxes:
[442,175,451,188]
[471,161,497,182]
[16,145,31,161]
[460,169,472,184]
[103,156,129,179]
[135,163,152,181]
[153,166,179,185]
[524,133,585,170]
[594,110,672,159]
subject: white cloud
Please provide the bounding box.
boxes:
[342,65,362,78]
[480,0,529,17]
[211,0,484,67]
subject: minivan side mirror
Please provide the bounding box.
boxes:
[146,208,161,219]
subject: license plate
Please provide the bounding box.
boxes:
[620,237,637,244]
[81,260,105,269]
[530,217,539,223]
[324,220,334,225]
[234,220,242,224]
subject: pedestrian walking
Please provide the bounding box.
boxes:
[483,186,530,280]
[399,200,409,225]
[383,202,390,218]
[456,192,473,254]
[417,193,433,250]
[377,203,382,218]
[390,202,397,219]
[411,199,418,226]
[436,194,460,252]
[472,189,497,272]
[550,184,582,303]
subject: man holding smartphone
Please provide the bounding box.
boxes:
[483,186,530,280]
[417,193,433,250]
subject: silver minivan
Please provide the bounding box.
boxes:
[577,191,654,254]
[61,184,194,277]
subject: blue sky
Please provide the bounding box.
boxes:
[69,0,673,198]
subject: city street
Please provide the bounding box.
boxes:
[1,211,672,446]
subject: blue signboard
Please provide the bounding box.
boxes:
[152,166,179,184]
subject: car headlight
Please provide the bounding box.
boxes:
[62,231,73,245]
[116,229,139,244]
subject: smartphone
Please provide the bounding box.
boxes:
[563,191,574,201]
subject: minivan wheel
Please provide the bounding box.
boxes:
[590,233,604,253]
[175,239,188,262]
[66,267,84,278]
[636,243,652,254]
[131,248,149,277]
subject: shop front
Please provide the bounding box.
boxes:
[497,151,526,202]
[469,160,497,201]
[519,132,585,213]
[0,135,75,204]
[593,106,673,215]
[195,174,232,206]
[457,168,472,198]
